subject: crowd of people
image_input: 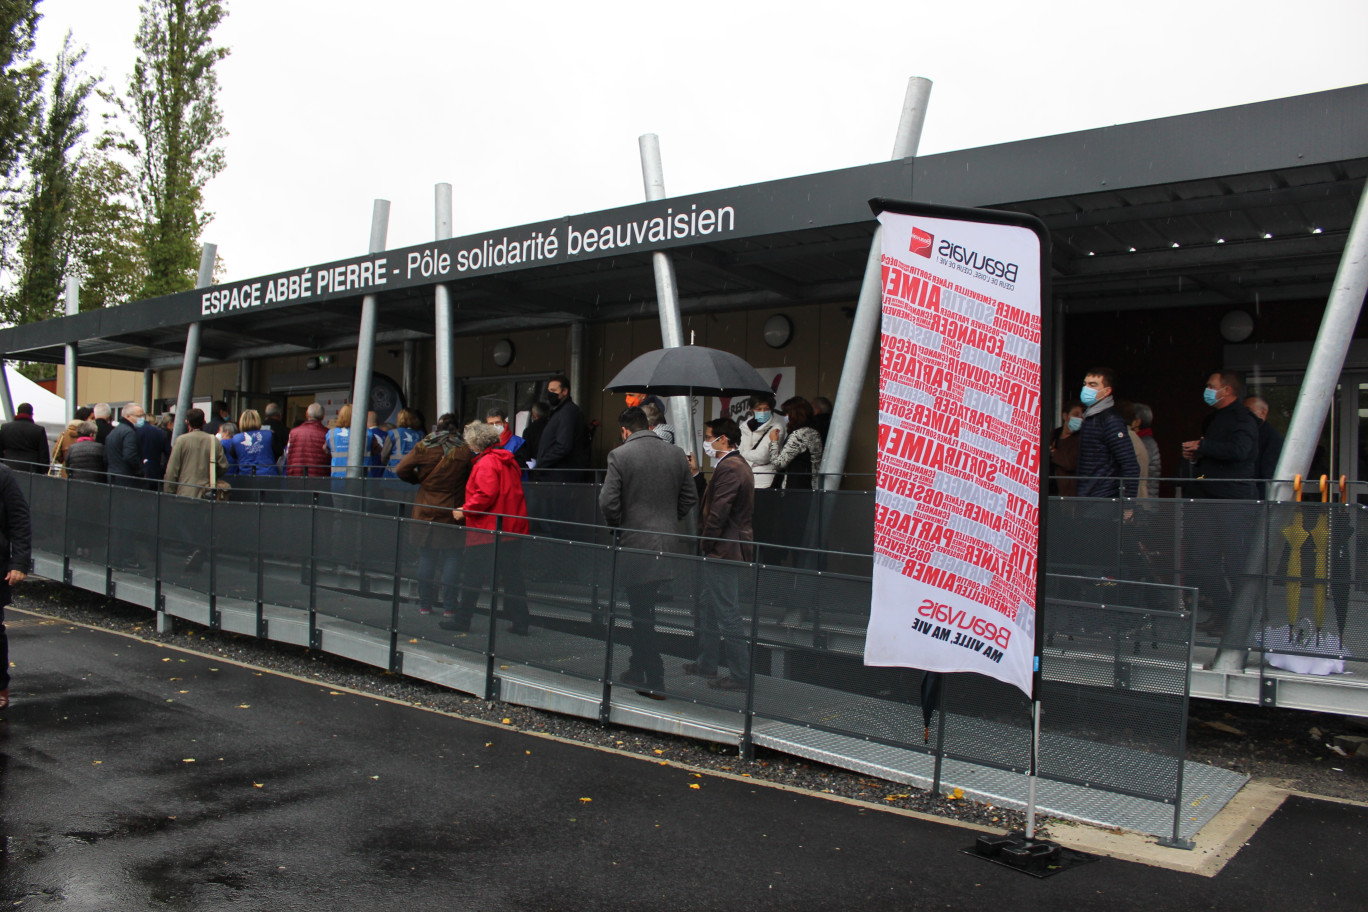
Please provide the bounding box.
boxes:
[1049,366,1286,501]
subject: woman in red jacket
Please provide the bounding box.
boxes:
[448,421,531,634]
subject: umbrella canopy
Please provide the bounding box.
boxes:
[605,346,772,398]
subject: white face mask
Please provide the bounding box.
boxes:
[702,439,717,459]
[491,423,505,434]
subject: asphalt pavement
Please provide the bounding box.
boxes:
[0,609,1362,911]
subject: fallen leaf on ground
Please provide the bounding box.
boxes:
[579,797,592,803]
[689,784,700,790]
[182,758,195,763]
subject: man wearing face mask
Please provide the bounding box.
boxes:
[534,375,589,481]
[684,417,755,691]
[599,406,697,698]
[485,408,525,458]
[1075,368,1140,499]
[1182,371,1258,500]
[103,405,145,487]
[738,393,784,489]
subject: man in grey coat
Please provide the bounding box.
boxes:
[598,406,697,697]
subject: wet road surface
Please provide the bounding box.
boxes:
[0,610,1363,910]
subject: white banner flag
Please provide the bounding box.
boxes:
[864,205,1046,698]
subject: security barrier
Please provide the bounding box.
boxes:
[15,470,1219,842]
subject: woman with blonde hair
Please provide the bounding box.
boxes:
[382,408,424,479]
[324,403,382,478]
[229,408,279,476]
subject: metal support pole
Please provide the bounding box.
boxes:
[1025,699,1042,840]
[64,278,79,422]
[171,244,217,445]
[1212,182,1368,671]
[638,133,696,457]
[1271,183,1368,503]
[142,369,155,412]
[347,199,391,478]
[236,358,252,407]
[401,340,416,408]
[0,355,14,422]
[822,77,933,491]
[433,184,456,420]
[569,320,585,413]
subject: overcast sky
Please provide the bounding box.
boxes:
[29,0,1368,285]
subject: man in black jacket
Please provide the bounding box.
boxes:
[104,405,144,485]
[534,375,589,482]
[0,403,49,472]
[1183,371,1258,499]
[0,461,32,709]
[1243,395,1285,494]
[1182,370,1259,636]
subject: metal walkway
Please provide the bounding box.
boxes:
[33,551,1247,843]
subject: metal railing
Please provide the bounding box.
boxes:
[12,468,1200,841]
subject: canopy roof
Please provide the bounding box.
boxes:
[4,84,1365,370]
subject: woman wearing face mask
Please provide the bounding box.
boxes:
[738,393,784,489]
[1049,401,1086,497]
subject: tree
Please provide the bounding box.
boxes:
[66,144,145,311]
[1,33,97,326]
[120,0,228,299]
[0,0,42,192]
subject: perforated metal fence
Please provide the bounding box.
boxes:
[11,469,1208,841]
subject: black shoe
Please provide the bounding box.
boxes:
[682,662,719,680]
[507,623,530,636]
[439,618,471,632]
[618,668,646,685]
[707,676,747,691]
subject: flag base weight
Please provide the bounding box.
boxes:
[962,831,1099,879]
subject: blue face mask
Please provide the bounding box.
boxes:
[1079,386,1098,406]
[753,410,771,425]
[1203,387,1219,407]
[1067,416,1082,433]
[134,417,145,428]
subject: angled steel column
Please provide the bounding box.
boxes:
[822,77,933,490]
[346,200,391,477]
[0,353,13,422]
[64,278,79,422]
[171,244,217,445]
[1212,182,1368,671]
[639,133,695,455]
[433,184,456,420]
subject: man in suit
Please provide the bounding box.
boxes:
[599,406,697,698]
[683,417,754,691]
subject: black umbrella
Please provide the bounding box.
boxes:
[605,346,773,398]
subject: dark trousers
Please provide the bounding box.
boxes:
[458,541,529,627]
[696,559,749,682]
[1,585,10,690]
[624,581,663,687]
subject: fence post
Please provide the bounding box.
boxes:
[598,529,622,723]
[207,497,219,630]
[483,515,503,701]
[931,672,948,796]
[388,515,405,673]
[255,500,267,639]
[308,494,321,650]
[740,558,763,761]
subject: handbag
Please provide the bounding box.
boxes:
[201,441,231,501]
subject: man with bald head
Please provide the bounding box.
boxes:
[1243,395,1284,493]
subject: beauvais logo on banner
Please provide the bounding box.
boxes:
[864,201,1050,699]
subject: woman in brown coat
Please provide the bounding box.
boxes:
[395,415,473,618]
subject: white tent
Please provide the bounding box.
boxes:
[5,366,70,439]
